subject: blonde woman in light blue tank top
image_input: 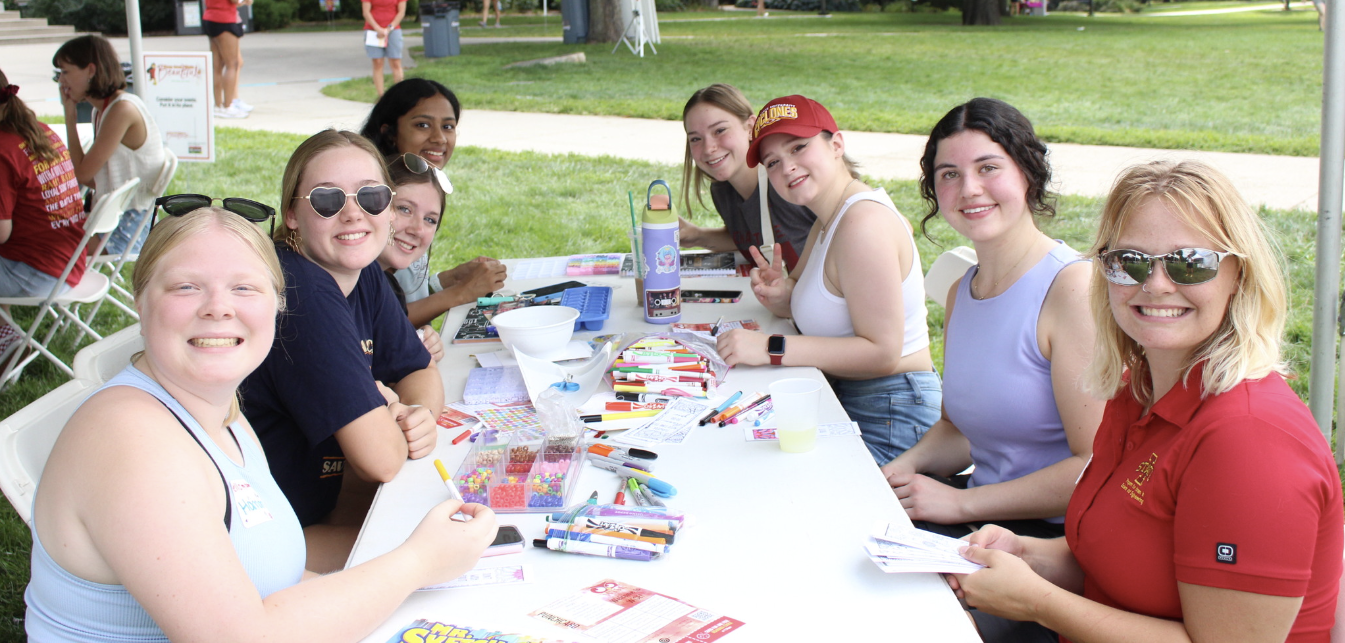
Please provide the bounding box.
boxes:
[715,95,941,464]
[26,207,497,642]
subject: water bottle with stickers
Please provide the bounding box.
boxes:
[641,180,680,324]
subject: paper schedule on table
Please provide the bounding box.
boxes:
[529,579,745,643]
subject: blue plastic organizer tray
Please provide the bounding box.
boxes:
[560,286,612,331]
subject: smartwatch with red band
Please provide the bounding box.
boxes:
[768,334,785,366]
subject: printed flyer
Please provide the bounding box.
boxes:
[388,620,579,643]
[530,579,745,643]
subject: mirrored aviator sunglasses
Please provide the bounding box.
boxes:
[152,194,277,234]
[1099,247,1234,286]
[400,152,454,195]
[298,184,394,218]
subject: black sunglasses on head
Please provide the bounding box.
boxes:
[153,194,276,234]
[397,153,454,195]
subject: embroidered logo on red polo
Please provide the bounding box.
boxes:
[1120,452,1158,505]
[1216,543,1237,564]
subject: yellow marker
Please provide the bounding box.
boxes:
[579,409,662,423]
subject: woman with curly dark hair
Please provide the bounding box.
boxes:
[881,98,1103,548]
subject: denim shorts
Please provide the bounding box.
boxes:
[828,370,942,465]
[365,28,404,59]
[0,255,68,297]
[103,208,151,257]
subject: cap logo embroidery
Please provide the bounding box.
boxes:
[754,103,799,138]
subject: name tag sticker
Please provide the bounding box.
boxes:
[230,479,274,528]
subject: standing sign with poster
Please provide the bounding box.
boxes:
[140,51,214,162]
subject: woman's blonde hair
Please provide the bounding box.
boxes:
[680,84,755,218]
[133,207,286,423]
[1084,160,1287,405]
[275,130,392,251]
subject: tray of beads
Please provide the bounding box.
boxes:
[451,428,586,513]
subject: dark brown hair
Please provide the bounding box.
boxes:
[918,98,1055,239]
[53,35,126,100]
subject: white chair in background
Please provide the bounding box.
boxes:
[924,246,978,305]
[84,153,177,326]
[0,377,98,523]
[72,323,142,385]
[0,179,136,387]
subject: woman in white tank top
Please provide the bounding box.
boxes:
[55,35,166,256]
[715,95,941,464]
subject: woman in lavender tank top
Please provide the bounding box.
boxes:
[880,99,1103,546]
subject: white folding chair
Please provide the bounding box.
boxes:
[0,377,98,524]
[0,179,135,387]
[72,323,142,385]
[85,154,175,326]
[924,246,978,305]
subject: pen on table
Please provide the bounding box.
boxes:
[451,429,471,445]
[615,392,673,403]
[605,401,668,412]
[586,490,599,505]
[714,392,764,426]
[754,408,777,426]
[614,489,626,505]
[734,401,773,425]
[699,390,742,426]
[627,477,648,506]
[579,409,662,423]
[432,459,470,521]
[589,460,677,497]
[639,483,666,508]
[710,315,725,336]
[720,394,771,426]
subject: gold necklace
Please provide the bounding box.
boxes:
[975,236,1038,299]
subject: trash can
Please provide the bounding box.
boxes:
[562,0,588,44]
[421,1,460,58]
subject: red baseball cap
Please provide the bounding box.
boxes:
[745,95,839,168]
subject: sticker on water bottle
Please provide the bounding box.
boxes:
[644,287,681,318]
[653,245,678,274]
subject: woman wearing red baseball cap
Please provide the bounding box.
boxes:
[715,95,940,465]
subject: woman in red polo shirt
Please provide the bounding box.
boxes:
[948,160,1343,642]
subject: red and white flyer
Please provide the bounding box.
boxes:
[529,579,745,643]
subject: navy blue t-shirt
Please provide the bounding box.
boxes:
[240,244,430,527]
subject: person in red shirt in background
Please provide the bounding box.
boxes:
[0,68,87,355]
[362,0,406,97]
[202,0,253,119]
[947,160,1344,643]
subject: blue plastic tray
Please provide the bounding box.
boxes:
[560,286,612,331]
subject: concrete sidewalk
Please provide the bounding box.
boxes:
[1,30,1322,211]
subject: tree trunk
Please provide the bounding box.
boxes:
[962,0,1001,24]
[588,0,623,42]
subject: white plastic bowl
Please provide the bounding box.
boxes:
[492,306,579,356]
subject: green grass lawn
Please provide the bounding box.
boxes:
[0,127,1328,638]
[325,7,1325,156]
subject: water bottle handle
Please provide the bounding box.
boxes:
[646,179,672,209]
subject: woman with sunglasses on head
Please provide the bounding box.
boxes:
[946,160,1342,643]
[377,153,450,362]
[0,69,87,353]
[54,35,166,255]
[679,84,816,272]
[26,206,497,642]
[361,79,506,327]
[239,130,444,572]
[880,98,1102,546]
[715,95,940,465]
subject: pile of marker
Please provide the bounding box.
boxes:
[696,391,773,428]
[609,337,717,398]
[535,501,685,562]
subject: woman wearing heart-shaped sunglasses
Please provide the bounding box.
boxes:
[238,129,445,572]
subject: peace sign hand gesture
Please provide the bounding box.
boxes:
[748,244,792,317]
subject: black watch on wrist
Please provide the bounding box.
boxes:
[768,334,785,366]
